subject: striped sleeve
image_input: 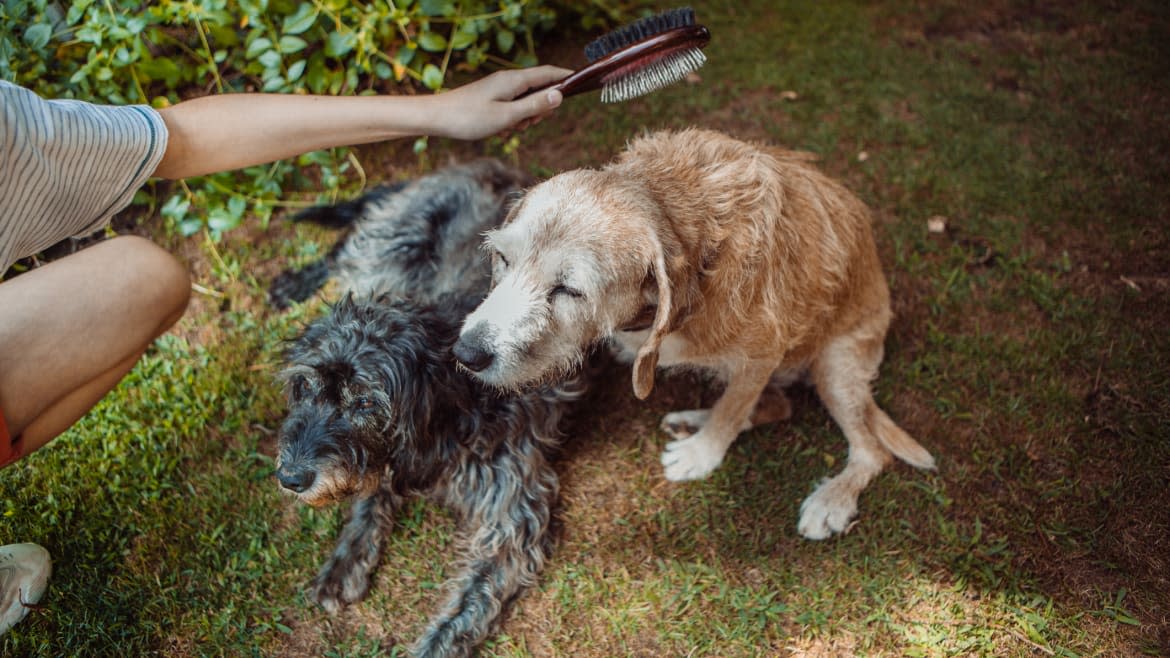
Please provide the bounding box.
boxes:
[0,81,169,272]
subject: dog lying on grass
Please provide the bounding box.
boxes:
[271,161,586,658]
[453,128,935,540]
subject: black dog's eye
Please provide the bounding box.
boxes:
[352,396,376,412]
[290,375,309,399]
[549,284,584,301]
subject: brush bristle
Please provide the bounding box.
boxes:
[584,7,697,62]
[600,47,706,103]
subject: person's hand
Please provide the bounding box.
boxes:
[434,66,572,140]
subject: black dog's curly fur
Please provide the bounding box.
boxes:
[273,161,586,658]
[269,159,529,309]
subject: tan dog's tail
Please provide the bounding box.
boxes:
[867,404,936,470]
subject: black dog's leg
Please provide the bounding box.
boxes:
[311,483,401,613]
[268,257,333,309]
[268,181,412,308]
[411,449,558,658]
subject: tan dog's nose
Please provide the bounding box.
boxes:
[454,323,495,372]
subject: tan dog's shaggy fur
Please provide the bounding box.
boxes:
[454,128,935,539]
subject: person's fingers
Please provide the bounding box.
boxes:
[515,65,573,91]
[497,65,572,100]
[526,88,562,123]
[497,83,562,127]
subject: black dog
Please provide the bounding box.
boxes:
[273,161,586,658]
[269,159,529,309]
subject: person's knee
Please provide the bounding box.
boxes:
[107,236,191,331]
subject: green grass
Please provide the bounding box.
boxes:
[4,0,1170,655]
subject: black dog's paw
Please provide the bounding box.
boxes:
[309,561,371,613]
[269,259,331,309]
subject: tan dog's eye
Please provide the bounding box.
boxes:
[549,284,584,301]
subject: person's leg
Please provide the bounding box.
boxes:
[0,236,190,458]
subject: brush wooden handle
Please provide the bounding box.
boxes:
[520,24,711,100]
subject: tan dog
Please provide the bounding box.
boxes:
[453,128,935,539]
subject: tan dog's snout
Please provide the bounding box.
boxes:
[453,322,495,372]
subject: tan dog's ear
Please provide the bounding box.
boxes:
[632,240,674,400]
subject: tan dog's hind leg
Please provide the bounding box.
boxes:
[660,362,776,481]
[799,330,935,540]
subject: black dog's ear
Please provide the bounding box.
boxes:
[360,304,440,444]
[500,191,527,226]
[503,188,526,210]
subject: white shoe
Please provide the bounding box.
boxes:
[0,543,51,636]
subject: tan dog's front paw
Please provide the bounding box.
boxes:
[797,477,859,540]
[661,433,726,481]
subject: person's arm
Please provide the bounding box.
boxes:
[152,66,570,180]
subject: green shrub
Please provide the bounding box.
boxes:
[0,0,633,238]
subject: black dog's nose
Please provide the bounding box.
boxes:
[453,323,494,372]
[277,465,317,493]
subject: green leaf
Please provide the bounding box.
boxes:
[281,2,318,35]
[421,63,443,90]
[138,56,182,88]
[76,24,103,45]
[178,218,203,236]
[257,49,281,69]
[304,56,328,92]
[208,209,241,233]
[23,24,52,50]
[239,0,268,15]
[451,26,477,51]
[245,37,272,59]
[113,46,134,65]
[286,59,306,82]
[419,0,455,17]
[394,45,416,66]
[417,31,447,53]
[278,35,307,54]
[324,31,355,58]
[161,195,191,221]
[496,29,514,53]
[466,44,486,68]
[227,196,246,218]
[65,1,89,25]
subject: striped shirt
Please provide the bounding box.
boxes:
[0,80,169,272]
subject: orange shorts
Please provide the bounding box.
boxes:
[0,408,21,468]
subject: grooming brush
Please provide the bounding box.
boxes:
[532,7,710,103]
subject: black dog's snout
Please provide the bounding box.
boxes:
[277,464,317,493]
[454,323,494,372]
